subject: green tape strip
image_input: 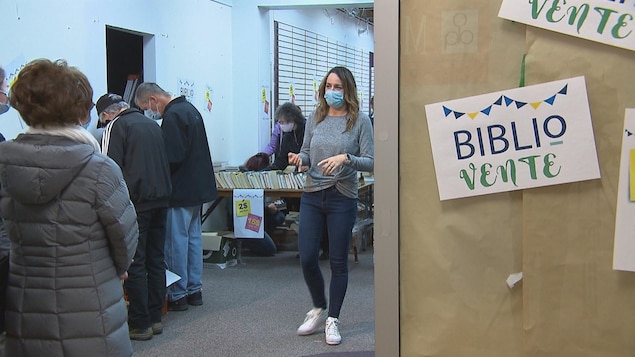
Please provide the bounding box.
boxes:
[519,54,526,88]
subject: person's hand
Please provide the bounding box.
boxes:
[120,271,129,281]
[318,154,347,175]
[288,152,302,167]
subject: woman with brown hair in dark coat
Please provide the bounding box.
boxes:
[0,59,138,357]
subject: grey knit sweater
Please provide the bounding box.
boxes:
[298,112,374,198]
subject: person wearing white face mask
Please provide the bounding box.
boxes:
[134,82,217,312]
[97,93,172,340]
[263,102,306,171]
[288,66,374,346]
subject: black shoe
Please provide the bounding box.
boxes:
[187,291,203,306]
[167,297,188,311]
[129,327,153,341]
[151,322,163,335]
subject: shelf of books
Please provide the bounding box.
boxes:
[215,170,306,190]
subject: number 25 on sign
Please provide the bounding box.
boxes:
[235,199,251,217]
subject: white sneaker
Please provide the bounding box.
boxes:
[296,307,326,335]
[325,317,341,345]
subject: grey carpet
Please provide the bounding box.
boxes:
[131,249,375,357]
[303,352,374,357]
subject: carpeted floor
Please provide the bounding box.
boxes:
[303,351,375,357]
[131,249,375,357]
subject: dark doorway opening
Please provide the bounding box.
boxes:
[105,26,143,104]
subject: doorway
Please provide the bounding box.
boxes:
[102,26,156,130]
[106,26,142,99]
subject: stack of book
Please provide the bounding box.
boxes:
[123,74,140,104]
[215,170,306,190]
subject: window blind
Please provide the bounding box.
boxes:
[274,21,374,116]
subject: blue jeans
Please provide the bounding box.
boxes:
[165,206,203,302]
[126,207,167,329]
[240,232,277,256]
[298,186,357,318]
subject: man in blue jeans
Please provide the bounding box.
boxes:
[98,93,172,340]
[135,83,217,311]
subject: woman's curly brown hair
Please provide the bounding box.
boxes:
[9,59,94,127]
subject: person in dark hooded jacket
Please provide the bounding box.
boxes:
[0,59,138,357]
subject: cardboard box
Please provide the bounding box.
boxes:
[202,231,239,269]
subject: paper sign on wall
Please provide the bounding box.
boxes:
[232,189,264,239]
[498,0,635,52]
[613,109,635,271]
[424,76,601,200]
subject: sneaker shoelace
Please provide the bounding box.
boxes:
[305,308,322,322]
[326,319,339,337]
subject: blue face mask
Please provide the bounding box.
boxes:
[0,90,9,115]
[324,90,345,109]
[145,99,162,120]
[81,117,91,129]
[145,109,161,120]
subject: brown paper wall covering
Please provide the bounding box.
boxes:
[400,1,635,356]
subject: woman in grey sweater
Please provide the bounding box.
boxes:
[289,66,374,346]
[0,59,138,357]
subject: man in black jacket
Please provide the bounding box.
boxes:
[97,93,172,341]
[134,83,217,312]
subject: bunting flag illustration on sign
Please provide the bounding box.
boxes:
[442,84,568,120]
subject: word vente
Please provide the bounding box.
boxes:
[530,0,633,39]
[459,154,561,190]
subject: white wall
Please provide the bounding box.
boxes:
[0,0,373,167]
[0,0,232,163]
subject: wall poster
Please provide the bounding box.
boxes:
[232,189,264,239]
[613,109,635,271]
[424,76,601,200]
[498,0,635,51]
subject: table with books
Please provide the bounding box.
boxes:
[203,174,373,223]
[202,170,374,261]
[202,169,308,223]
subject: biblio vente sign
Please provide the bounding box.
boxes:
[424,76,601,200]
[498,0,635,51]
